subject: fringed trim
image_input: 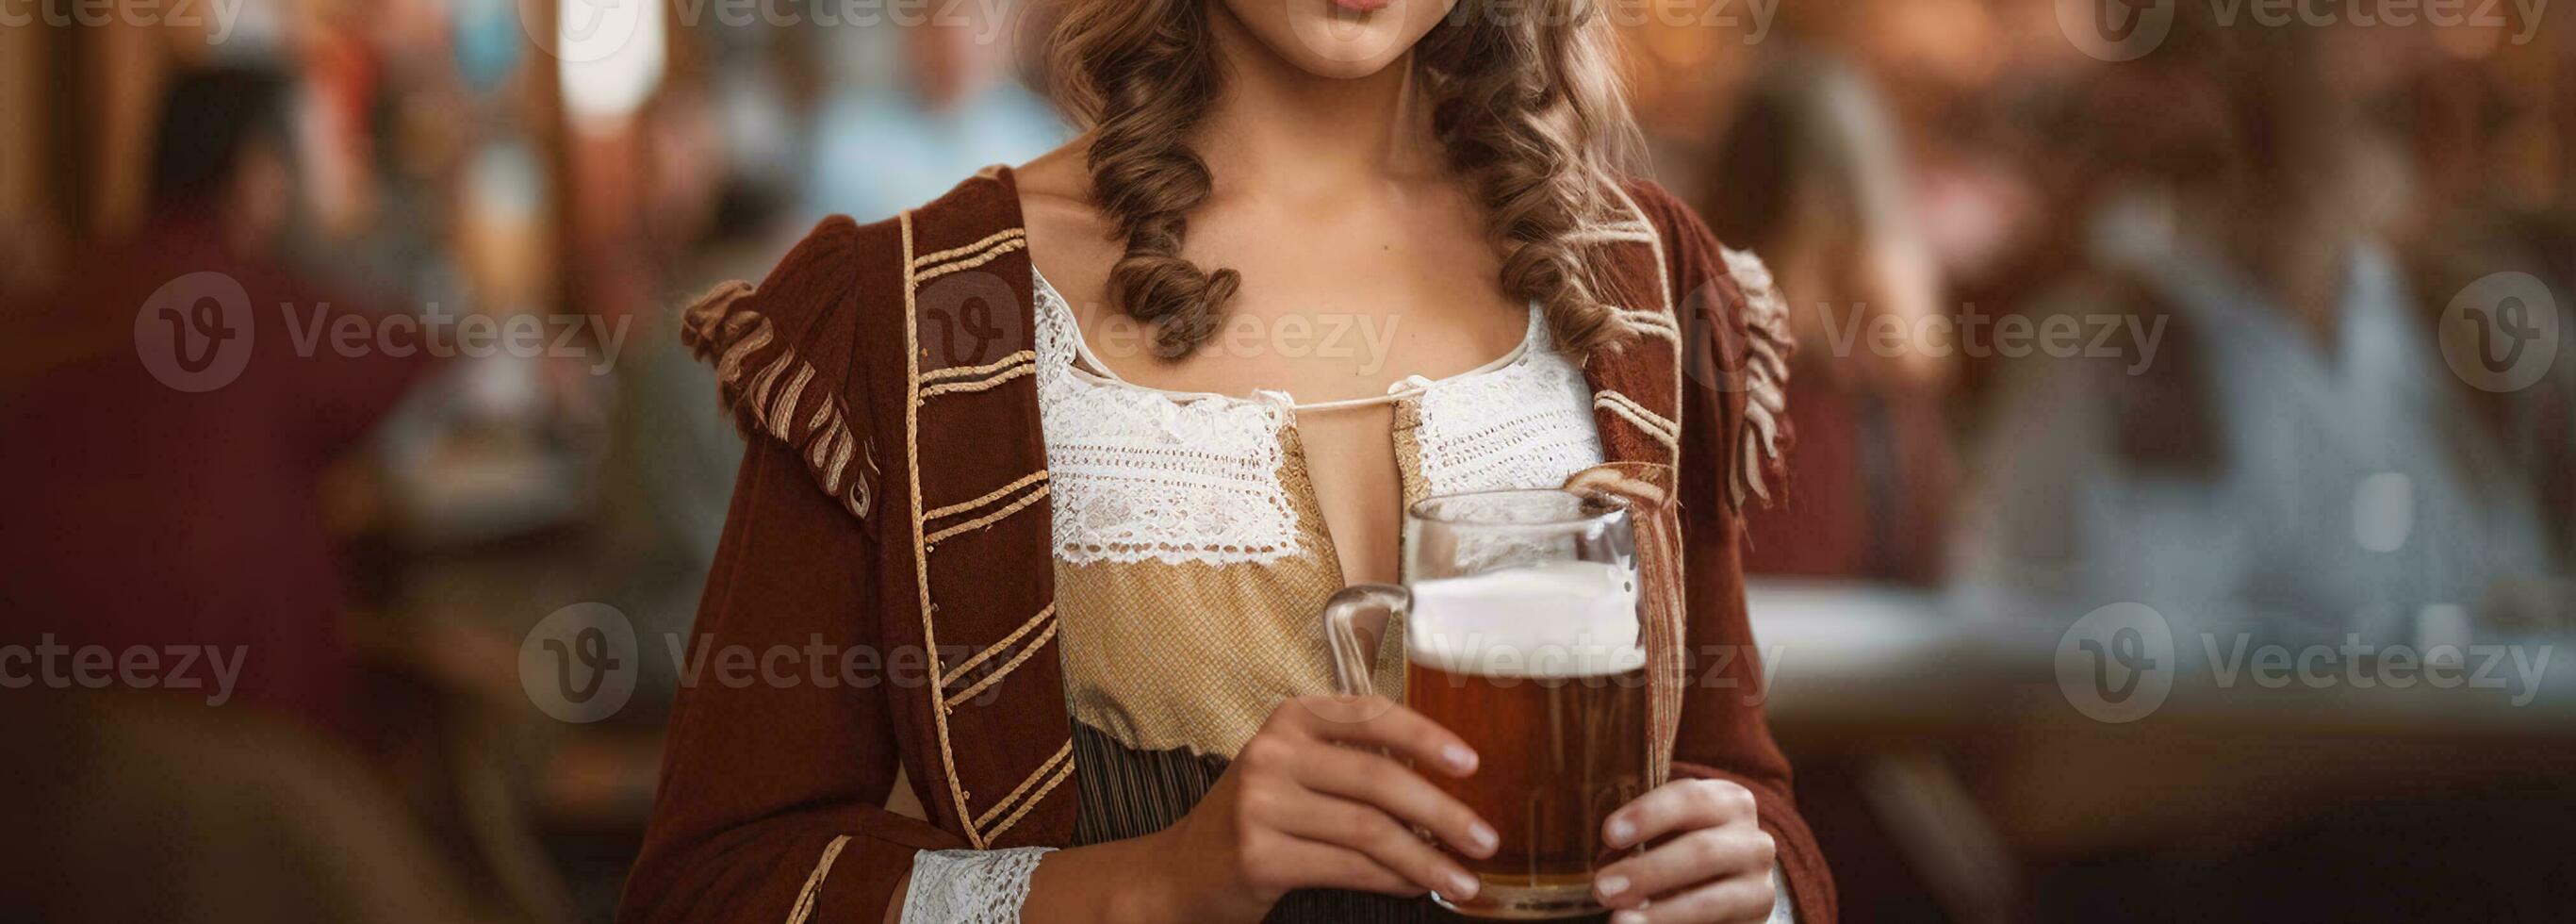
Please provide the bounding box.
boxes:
[681,281,878,520]
[1720,247,1793,510]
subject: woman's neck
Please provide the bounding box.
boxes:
[1194,4,1445,199]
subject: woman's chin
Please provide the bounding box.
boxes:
[1278,20,1418,77]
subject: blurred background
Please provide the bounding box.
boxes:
[2,1,2572,922]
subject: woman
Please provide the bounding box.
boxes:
[619,2,1834,922]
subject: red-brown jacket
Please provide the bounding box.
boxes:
[617,167,1834,923]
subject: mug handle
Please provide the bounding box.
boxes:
[1320,584,1409,699]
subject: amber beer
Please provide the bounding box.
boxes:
[1403,559,1647,919]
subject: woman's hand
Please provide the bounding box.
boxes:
[1590,778,1780,924]
[1144,695,1500,924]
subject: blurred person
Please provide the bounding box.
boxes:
[0,65,484,924]
[620,2,1836,924]
[805,6,1067,223]
[1,65,437,734]
[1701,53,1957,586]
[1952,19,2556,644]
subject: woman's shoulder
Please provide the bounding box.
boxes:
[1613,175,1779,301]
[677,169,1034,518]
[1610,174,1794,511]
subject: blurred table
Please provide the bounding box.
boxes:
[1743,579,2576,922]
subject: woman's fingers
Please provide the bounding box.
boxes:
[1601,778,1760,850]
[1593,826,1774,911]
[1259,792,1484,901]
[1274,695,1479,777]
[1288,744,1497,858]
[1604,871,1777,924]
[1241,826,1425,898]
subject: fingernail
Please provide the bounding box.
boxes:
[1442,744,1477,772]
[1468,821,1498,855]
[1447,869,1481,899]
[1605,817,1635,847]
[1611,912,1649,924]
[1598,873,1630,898]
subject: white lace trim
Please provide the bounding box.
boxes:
[899,847,1055,924]
[1768,863,1799,924]
[1036,275,1303,566]
[1033,270,1600,568]
[1412,311,1605,498]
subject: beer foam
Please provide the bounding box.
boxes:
[1406,559,1645,679]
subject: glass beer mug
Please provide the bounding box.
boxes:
[1321,488,1649,919]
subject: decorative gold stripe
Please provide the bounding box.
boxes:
[940,602,1057,687]
[972,741,1074,832]
[943,619,1058,710]
[914,237,1027,284]
[1597,392,1681,452]
[927,470,1052,522]
[915,362,1035,402]
[911,228,1028,270]
[1604,182,1682,467]
[902,211,984,849]
[980,752,1076,843]
[1565,222,1658,245]
[918,350,1037,385]
[767,365,815,441]
[923,484,1049,546]
[783,834,851,924]
[1617,309,1680,339]
[1597,390,1679,438]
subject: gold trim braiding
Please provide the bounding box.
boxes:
[939,602,1057,687]
[1564,222,1659,246]
[919,350,1038,386]
[912,228,1028,270]
[927,470,1052,522]
[923,484,1051,546]
[980,754,1075,844]
[1616,308,1680,339]
[915,363,1036,402]
[915,237,1028,284]
[901,210,983,849]
[783,834,852,924]
[1603,181,1682,470]
[972,740,1074,832]
[1594,391,1681,450]
[943,619,1058,709]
